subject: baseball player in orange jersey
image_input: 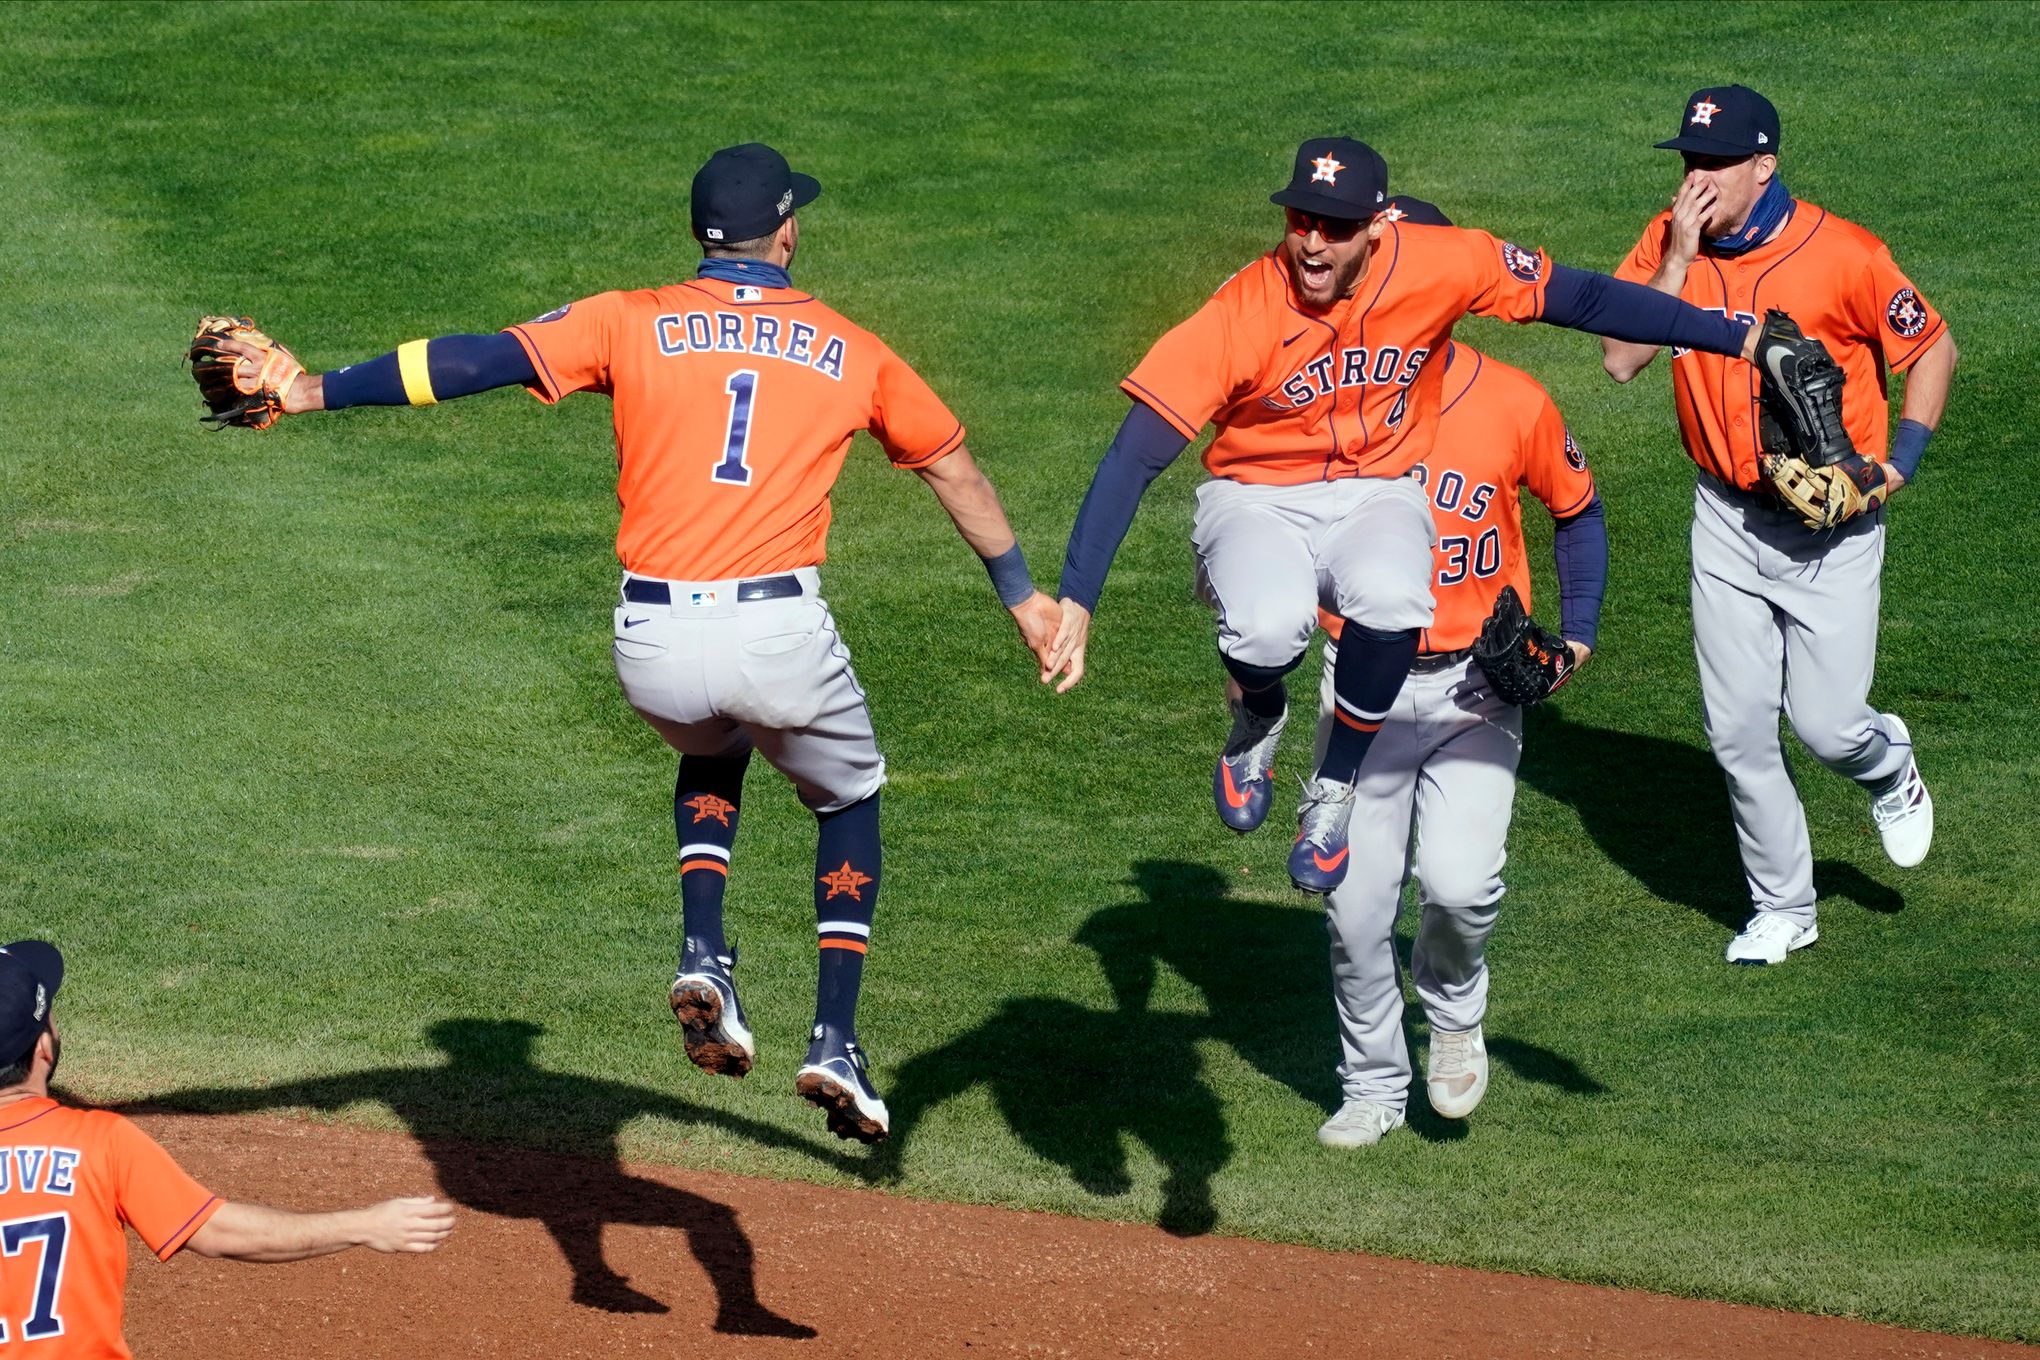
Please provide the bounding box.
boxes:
[1051,137,1771,897]
[0,941,452,1356]
[194,144,1060,1141]
[1602,87,1958,965]
[1304,213,1604,1150]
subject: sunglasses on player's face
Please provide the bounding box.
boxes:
[1681,151,1756,174]
[1285,207,1367,243]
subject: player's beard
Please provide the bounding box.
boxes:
[43,1029,60,1084]
[1286,245,1366,311]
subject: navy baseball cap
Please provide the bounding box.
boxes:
[1270,137,1388,221]
[691,143,821,245]
[1383,194,1452,227]
[0,941,63,1063]
[1655,86,1780,156]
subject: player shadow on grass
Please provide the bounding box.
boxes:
[116,1018,837,1337]
[875,862,1602,1231]
[1518,707,1905,933]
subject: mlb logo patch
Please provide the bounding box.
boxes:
[689,590,720,607]
[1501,242,1544,284]
[735,286,762,302]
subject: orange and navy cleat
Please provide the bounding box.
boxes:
[795,1023,890,1143]
[670,943,755,1077]
[1288,777,1357,894]
[1214,700,1286,833]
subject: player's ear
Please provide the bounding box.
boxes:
[1366,213,1390,244]
[1754,154,1778,187]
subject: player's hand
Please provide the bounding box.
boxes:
[1008,590,1061,668]
[1665,172,1715,270]
[1566,640,1593,671]
[358,1196,456,1253]
[1043,598,1091,693]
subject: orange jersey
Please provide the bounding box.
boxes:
[1615,200,1945,490]
[1124,225,1552,485]
[1321,344,1595,653]
[507,277,966,580]
[0,1098,221,1357]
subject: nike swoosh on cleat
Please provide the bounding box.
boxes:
[1220,761,1253,809]
[1312,848,1349,873]
[623,616,649,628]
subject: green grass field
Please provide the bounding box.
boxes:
[4,0,2036,1341]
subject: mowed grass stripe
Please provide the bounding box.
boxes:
[1,0,2034,1340]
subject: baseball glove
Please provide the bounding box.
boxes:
[1748,310,1889,530]
[1471,585,1575,707]
[189,316,304,430]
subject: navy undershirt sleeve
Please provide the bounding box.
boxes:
[322,333,536,409]
[1057,400,1192,612]
[1542,264,1750,358]
[1551,493,1608,650]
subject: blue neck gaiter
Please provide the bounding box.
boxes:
[1708,177,1792,257]
[696,257,793,289]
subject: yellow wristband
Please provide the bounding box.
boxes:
[396,339,437,406]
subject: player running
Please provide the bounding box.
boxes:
[1048,136,1791,896]
[1293,198,1607,1148]
[187,144,1061,1141]
[1601,87,1956,965]
[0,940,453,1353]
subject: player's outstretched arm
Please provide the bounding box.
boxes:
[190,321,537,425]
[185,1195,455,1263]
[1046,401,1192,692]
[911,447,1060,669]
[1541,263,1762,364]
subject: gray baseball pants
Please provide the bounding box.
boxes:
[1314,644,1522,1112]
[610,567,885,813]
[1691,476,1908,928]
[1192,475,1436,667]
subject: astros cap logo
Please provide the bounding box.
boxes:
[1382,203,1406,221]
[1311,155,1345,185]
[1690,99,1721,127]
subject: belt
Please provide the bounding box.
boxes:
[623,574,802,605]
[1409,647,1472,674]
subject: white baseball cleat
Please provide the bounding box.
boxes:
[1316,1098,1405,1149]
[1725,911,1818,965]
[1870,714,1933,868]
[1426,1024,1489,1120]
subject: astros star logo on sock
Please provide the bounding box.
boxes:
[686,794,735,826]
[819,862,873,901]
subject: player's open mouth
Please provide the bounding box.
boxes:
[1299,258,1334,290]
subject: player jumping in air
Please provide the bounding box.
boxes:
[1047,136,1786,896]
[187,144,1061,1141]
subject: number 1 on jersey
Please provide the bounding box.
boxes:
[715,370,759,485]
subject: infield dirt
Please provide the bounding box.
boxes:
[123,1113,2031,1359]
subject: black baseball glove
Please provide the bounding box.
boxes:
[1749,309,1890,530]
[1471,585,1575,707]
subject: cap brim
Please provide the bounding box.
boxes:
[1654,134,1760,156]
[0,941,62,998]
[1269,187,1375,220]
[790,173,821,212]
